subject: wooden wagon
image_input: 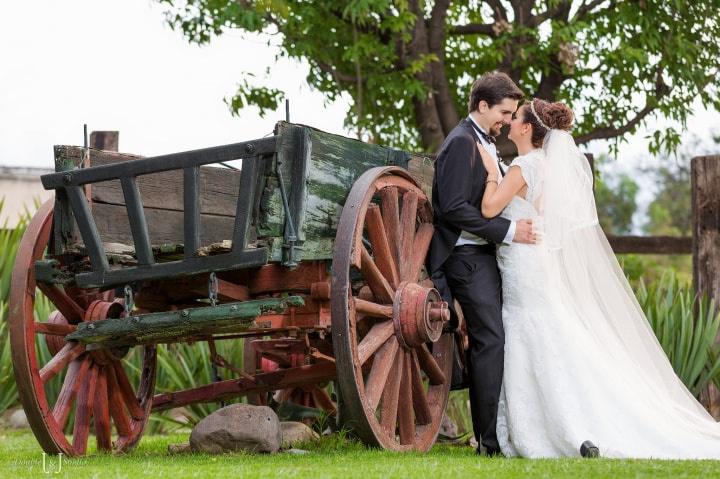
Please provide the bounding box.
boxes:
[8,121,455,456]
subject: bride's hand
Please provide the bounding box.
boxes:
[476,141,496,173]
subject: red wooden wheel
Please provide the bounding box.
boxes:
[331,167,454,452]
[8,200,157,456]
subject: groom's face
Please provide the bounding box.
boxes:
[479,98,519,136]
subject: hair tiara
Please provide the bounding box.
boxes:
[529,99,551,131]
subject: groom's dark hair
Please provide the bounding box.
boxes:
[467,71,524,113]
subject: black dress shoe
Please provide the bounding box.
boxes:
[580,440,600,458]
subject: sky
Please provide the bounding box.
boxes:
[2,0,718,229]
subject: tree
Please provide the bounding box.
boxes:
[157,0,720,153]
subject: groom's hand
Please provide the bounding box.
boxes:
[513,219,537,244]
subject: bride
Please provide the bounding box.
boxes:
[477,98,720,459]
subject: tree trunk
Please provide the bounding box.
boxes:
[407,0,450,151]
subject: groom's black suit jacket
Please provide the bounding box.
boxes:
[428,118,512,275]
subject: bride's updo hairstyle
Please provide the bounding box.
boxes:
[523,99,574,147]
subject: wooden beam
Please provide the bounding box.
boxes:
[151,361,336,411]
[606,235,692,255]
[66,296,304,348]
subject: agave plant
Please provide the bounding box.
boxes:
[0,306,18,413]
[637,272,720,397]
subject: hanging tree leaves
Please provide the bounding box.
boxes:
[157,0,720,153]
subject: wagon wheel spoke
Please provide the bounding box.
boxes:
[112,360,145,421]
[52,357,90,431]
[397,351,415,444]
[353,297,393,318]
[379,349,404,435]
[398,191,418,281]
[107,364,132,437]
[359,245,394,304]
[357,320,395,365]
[379,186,402,268]
[417,344,446,386]
[72,362,98,455]
[34,322,76,336]
[94,367,112,451]
[39,342,85,384]
[406,223,433,283]
[410,351,432,425]
[364,337,400,410]
[37,284,85,324]
[366,204,399,288]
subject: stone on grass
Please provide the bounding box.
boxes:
[285,448,311,455]
[9,408,29,429]
[437,413,461,443]
[167,443,191,454]
[190,404,281,454]
[281,421,319,449]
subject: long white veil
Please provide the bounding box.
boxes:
[537,129,716,424]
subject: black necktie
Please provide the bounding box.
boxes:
[468,119,504,176]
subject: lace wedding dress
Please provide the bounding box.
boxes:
[494,135,720,459]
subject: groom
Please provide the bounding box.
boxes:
[428,71,535,456]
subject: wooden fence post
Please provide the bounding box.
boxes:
[89,131,119,152]
[692,155,720,418]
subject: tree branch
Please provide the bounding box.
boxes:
[530,1,572,27]
[575,66,670,144]
[314,60,356,84]
[483,0,509,22]
[449,23,496,36]
[572,0,616,22]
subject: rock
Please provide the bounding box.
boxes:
[9,408,29,429]
[440,413,458,436]
[437,413,461,443]
[190,404,281,454]
[285,448,311,455]
[281,421,319,449]
[167,443,191,454]
[469,436,479,449]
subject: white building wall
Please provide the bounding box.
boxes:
[0,167,54,228]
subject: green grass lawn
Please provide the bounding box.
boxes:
[2,428,719,478]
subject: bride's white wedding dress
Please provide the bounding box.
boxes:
[494,134,720,459]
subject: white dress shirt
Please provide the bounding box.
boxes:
[454,116,516,246]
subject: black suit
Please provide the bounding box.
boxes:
[428,118,511,454]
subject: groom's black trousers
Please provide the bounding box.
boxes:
[441,243,504,453]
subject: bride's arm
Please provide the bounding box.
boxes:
[482,167,525,217]
[477,143,526,217]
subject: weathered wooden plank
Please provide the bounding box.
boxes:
[692,155,720,419]
[66,296,305,348]
[91,203,237,247]
[90,161,242,217]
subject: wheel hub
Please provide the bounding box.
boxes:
[392,282,450,348]
[84,300,129,363]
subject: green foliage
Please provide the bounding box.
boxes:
[157,0,720,152]
[0,308,17,413]
[636,272,720,397]
[594,166,639,235]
